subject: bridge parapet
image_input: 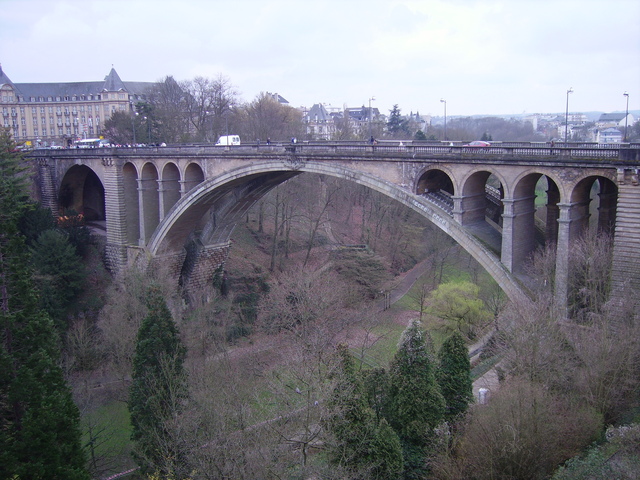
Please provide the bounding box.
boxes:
[30,142,640,166]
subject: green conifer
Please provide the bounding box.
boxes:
[437,331,473,420]
[0,128,89,479]
[388,320,445,478]
[128,285,188,476]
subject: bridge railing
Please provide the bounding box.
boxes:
[29,142,640,163]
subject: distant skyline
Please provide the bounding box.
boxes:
[1,0,638,117]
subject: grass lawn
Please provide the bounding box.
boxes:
[82,400,134,472]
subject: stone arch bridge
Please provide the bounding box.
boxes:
[30,142,640,307]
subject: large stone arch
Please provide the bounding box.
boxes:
[58,164,105,221]
[149,160,528,303]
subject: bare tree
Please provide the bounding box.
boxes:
[182,74,238,142]
[240,92,304,142]
[145,76,191,143]
[433,376,602,480]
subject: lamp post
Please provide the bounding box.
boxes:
[623,91,630,142]
[131,112,136,145]
[440,98,447,141]
[564,87,573,143]
[143,116,151,145]
[368,96,375,141]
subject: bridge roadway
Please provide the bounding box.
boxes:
[30,142,640,309]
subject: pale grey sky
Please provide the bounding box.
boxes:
[1,0,638,117]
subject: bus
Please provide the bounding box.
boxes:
[72,138,111,148]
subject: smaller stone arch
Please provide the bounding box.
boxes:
[459,169,505,228]
[415,168,455,213]
[183,162,205,195]
[140,162,160,242]
[161,162,181,218]
[123,162,140,244]
[507,172,562,273]
[570,175,618,237]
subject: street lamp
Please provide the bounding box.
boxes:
[564,87,573,143]
[132,111,138,145]
[368,96,375,141]
[440,98,447,141]
[143,116,151,145]
[623,91,630,142]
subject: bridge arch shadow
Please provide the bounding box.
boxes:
[148,161,529,303]
[59,164,105,221]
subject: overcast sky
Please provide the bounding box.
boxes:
[1,0,638,117]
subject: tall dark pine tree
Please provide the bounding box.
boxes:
[128,286,188,477]
[388,320,445,479]
[0,128,89,479]
[387,104,408,137]
[437,331,473,420]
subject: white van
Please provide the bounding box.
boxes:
[215,135,241,146]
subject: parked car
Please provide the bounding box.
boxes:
[464,140,491,147]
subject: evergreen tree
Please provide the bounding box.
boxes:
[388,320,445,479]
[326,344,403,479]
[0,128,89,479]
[17,201,57,246]
[30,229,86,332]
[437,331,473,420]
[387,104,409,137]
[128,285,188,477]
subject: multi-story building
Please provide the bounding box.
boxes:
[304,103,335,140]
[0,65,154,147]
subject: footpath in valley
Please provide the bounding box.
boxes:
[377,258,500,403]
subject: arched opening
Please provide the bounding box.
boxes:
[161,163,181,218]
[416,169,454,213]
[141,162,160,243]
[510,173,561,272]
[534,176,560,246]
[459,171,504,255]
[571,176,617,237]
[123,162,140,244]
[184,163,205,194]
[58,165,105,221]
